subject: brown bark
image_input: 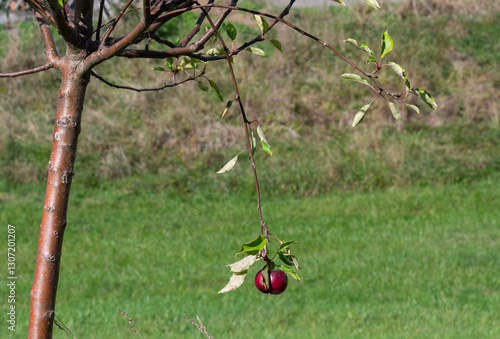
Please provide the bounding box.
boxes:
[28,61,90,338]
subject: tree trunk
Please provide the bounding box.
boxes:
[28,61,90,338]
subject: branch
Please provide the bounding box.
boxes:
[196,4,368,75]
[44,0,82,49]
[151,34,178,48]
[179,0,237,51]
[227,0,296,56]
[73,0,94,40]
[0,64,52,78]
[96,0,106,41]
[109,0,363,78]
[25,0,56,26]
[143,0,152,24]
[89,0,191,68]
[118,0,229,53]
[91,69,204,92]
[146,0,195,36]
[98,0,135,50]
[180,0,216,47]
[35,11,60,64]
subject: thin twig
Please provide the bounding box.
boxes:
[185,314,213,339]
[117,307,143,338]
[99,0,135,50]
[91,69,204,92]
[180,0,215,47]
[198,2,268,238]
[0,64,52,78]
[53,313,76,338]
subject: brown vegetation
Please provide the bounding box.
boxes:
[1,1,499,188]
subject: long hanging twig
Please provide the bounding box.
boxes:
[197,2,270,237]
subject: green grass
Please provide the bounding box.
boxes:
[2,176,499,338]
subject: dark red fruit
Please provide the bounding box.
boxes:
[255,269,268,293]
[269,269,288,294]
[255,269,288,295]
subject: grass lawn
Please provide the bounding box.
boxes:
[1,175,499,338]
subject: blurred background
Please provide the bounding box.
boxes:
[1,0,499,337]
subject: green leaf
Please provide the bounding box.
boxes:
[182,61,197,70]
[388,102,402,120]
[380,30,394,59]
[198,81,209,92]
[278,265,302,283]
[278,252,294,266]
[206,46,224,56]
[406,104,420,114]
[166,57,175,70]
[216,155,238,174]
[344,38,360,48]
[269,39,283,52]
[235,235,268,256]
[363,0,381,9]
[224,23,237,40]
[227,255,258,273]
[209,80,224,101]
[278,253,301,270]
[246,47,266,57]
[341,73,370,86]
[256,125,273,156]
[352,104,370,127]
[218,272,247,294]
[278,240,298,252]
[367,55,377,64]
[254,15,269,33]
[180,57,199,69]
[345,39,376,59]
[405,78,411,92]
[360,42,374,56]
[58,0,64,8]
[412,88,438,109]
[250,130,257,155]
[388,62,405,79]
[151,66,166,72]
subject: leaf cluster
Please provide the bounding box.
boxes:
[219,235,301,294]
[342,31,437,127]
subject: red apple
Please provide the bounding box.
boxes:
[269,269,288,295]
[255,269,288,295]
[255,269,268,293]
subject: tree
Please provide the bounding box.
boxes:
[0,0,436,337]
